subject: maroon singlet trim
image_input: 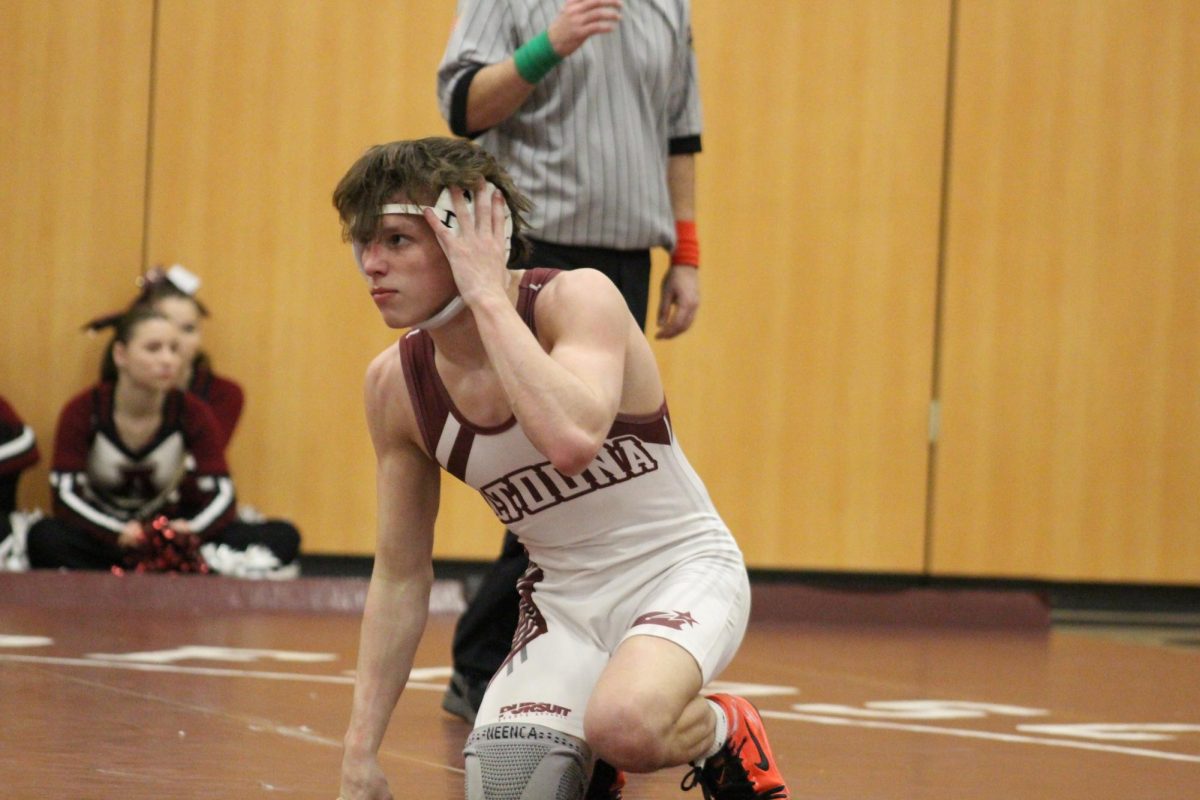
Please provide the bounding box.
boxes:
[398,268,673,471]
[420,269,565,438]
[399,331,449,460]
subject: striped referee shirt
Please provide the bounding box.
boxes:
[437,0,702,252]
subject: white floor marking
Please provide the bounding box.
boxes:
[705,679,797,698]
[37,666,465,776]
[790,699,1048,720]
[409,666,454,681]
[1017,723,1200,742]
[9,651,1196,767]
[0,653,442,691]
[0,634,54,647]
[86,645,337,664]
[762,709,1200,764]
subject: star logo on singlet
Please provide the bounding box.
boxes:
[633,610,698,630]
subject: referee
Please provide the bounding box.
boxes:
[437,0,703,340]
[434,2,705,785]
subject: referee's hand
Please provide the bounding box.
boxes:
[656,266,700,339]
[548,0,623,57]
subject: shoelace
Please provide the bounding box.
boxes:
[680,754,760,799]
[679,740,789,800]
[680,765,717,799]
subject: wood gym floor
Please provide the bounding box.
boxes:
[1,571,1197,799]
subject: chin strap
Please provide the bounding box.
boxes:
[411,270,513,331]
[410,295,466,330]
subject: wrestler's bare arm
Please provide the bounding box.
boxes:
[427,189,631,474]
[340,347,441,800]
[478,270,632,473]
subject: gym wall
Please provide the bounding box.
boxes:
[3,1,1196,583]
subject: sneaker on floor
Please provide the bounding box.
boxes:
[441,670,487,725]
[681,694,790,799]
[584,758,626,800]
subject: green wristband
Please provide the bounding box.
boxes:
[513,30,562,84]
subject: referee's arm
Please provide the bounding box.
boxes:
[446,61,537,138]
[443,0,622,137]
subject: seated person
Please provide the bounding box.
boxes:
[1,394,41,570]
[139,265,243,447]
[85,265,303,576]
[27,306,299,574]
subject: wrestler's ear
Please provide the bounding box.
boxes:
[432,183,513,256]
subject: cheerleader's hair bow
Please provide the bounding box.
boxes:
[84,263,208,333]
[140,263,202,296]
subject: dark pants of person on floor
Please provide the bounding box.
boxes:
[26,517,301,571]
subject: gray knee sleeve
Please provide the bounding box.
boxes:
[464,723,590,800]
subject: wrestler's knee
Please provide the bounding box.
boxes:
[464,723,589,800]
[583,699,670,773]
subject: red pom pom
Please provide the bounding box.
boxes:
[122,516,210,574]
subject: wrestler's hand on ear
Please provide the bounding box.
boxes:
[424,183,511,309]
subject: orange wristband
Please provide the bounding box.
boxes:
[671,220,699,268]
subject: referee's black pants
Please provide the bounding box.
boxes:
[449,240,652,693]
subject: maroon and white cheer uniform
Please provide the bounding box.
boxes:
[47,383,235,538]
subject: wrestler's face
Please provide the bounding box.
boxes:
[154,296,203,368]
[115,318,182,391]
[358,196,457,329]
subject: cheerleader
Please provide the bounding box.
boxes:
[27,306,299,573]
[87,265,244,447]
[83,265,303,576]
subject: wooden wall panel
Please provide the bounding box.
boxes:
[7,2,1193,582]
[0,0,153,512]
[658,1,949,570]
[932,1,1200,582]
[144,0,505,556]
[144,1,950,566]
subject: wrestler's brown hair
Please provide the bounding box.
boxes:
[332,137,533,267]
